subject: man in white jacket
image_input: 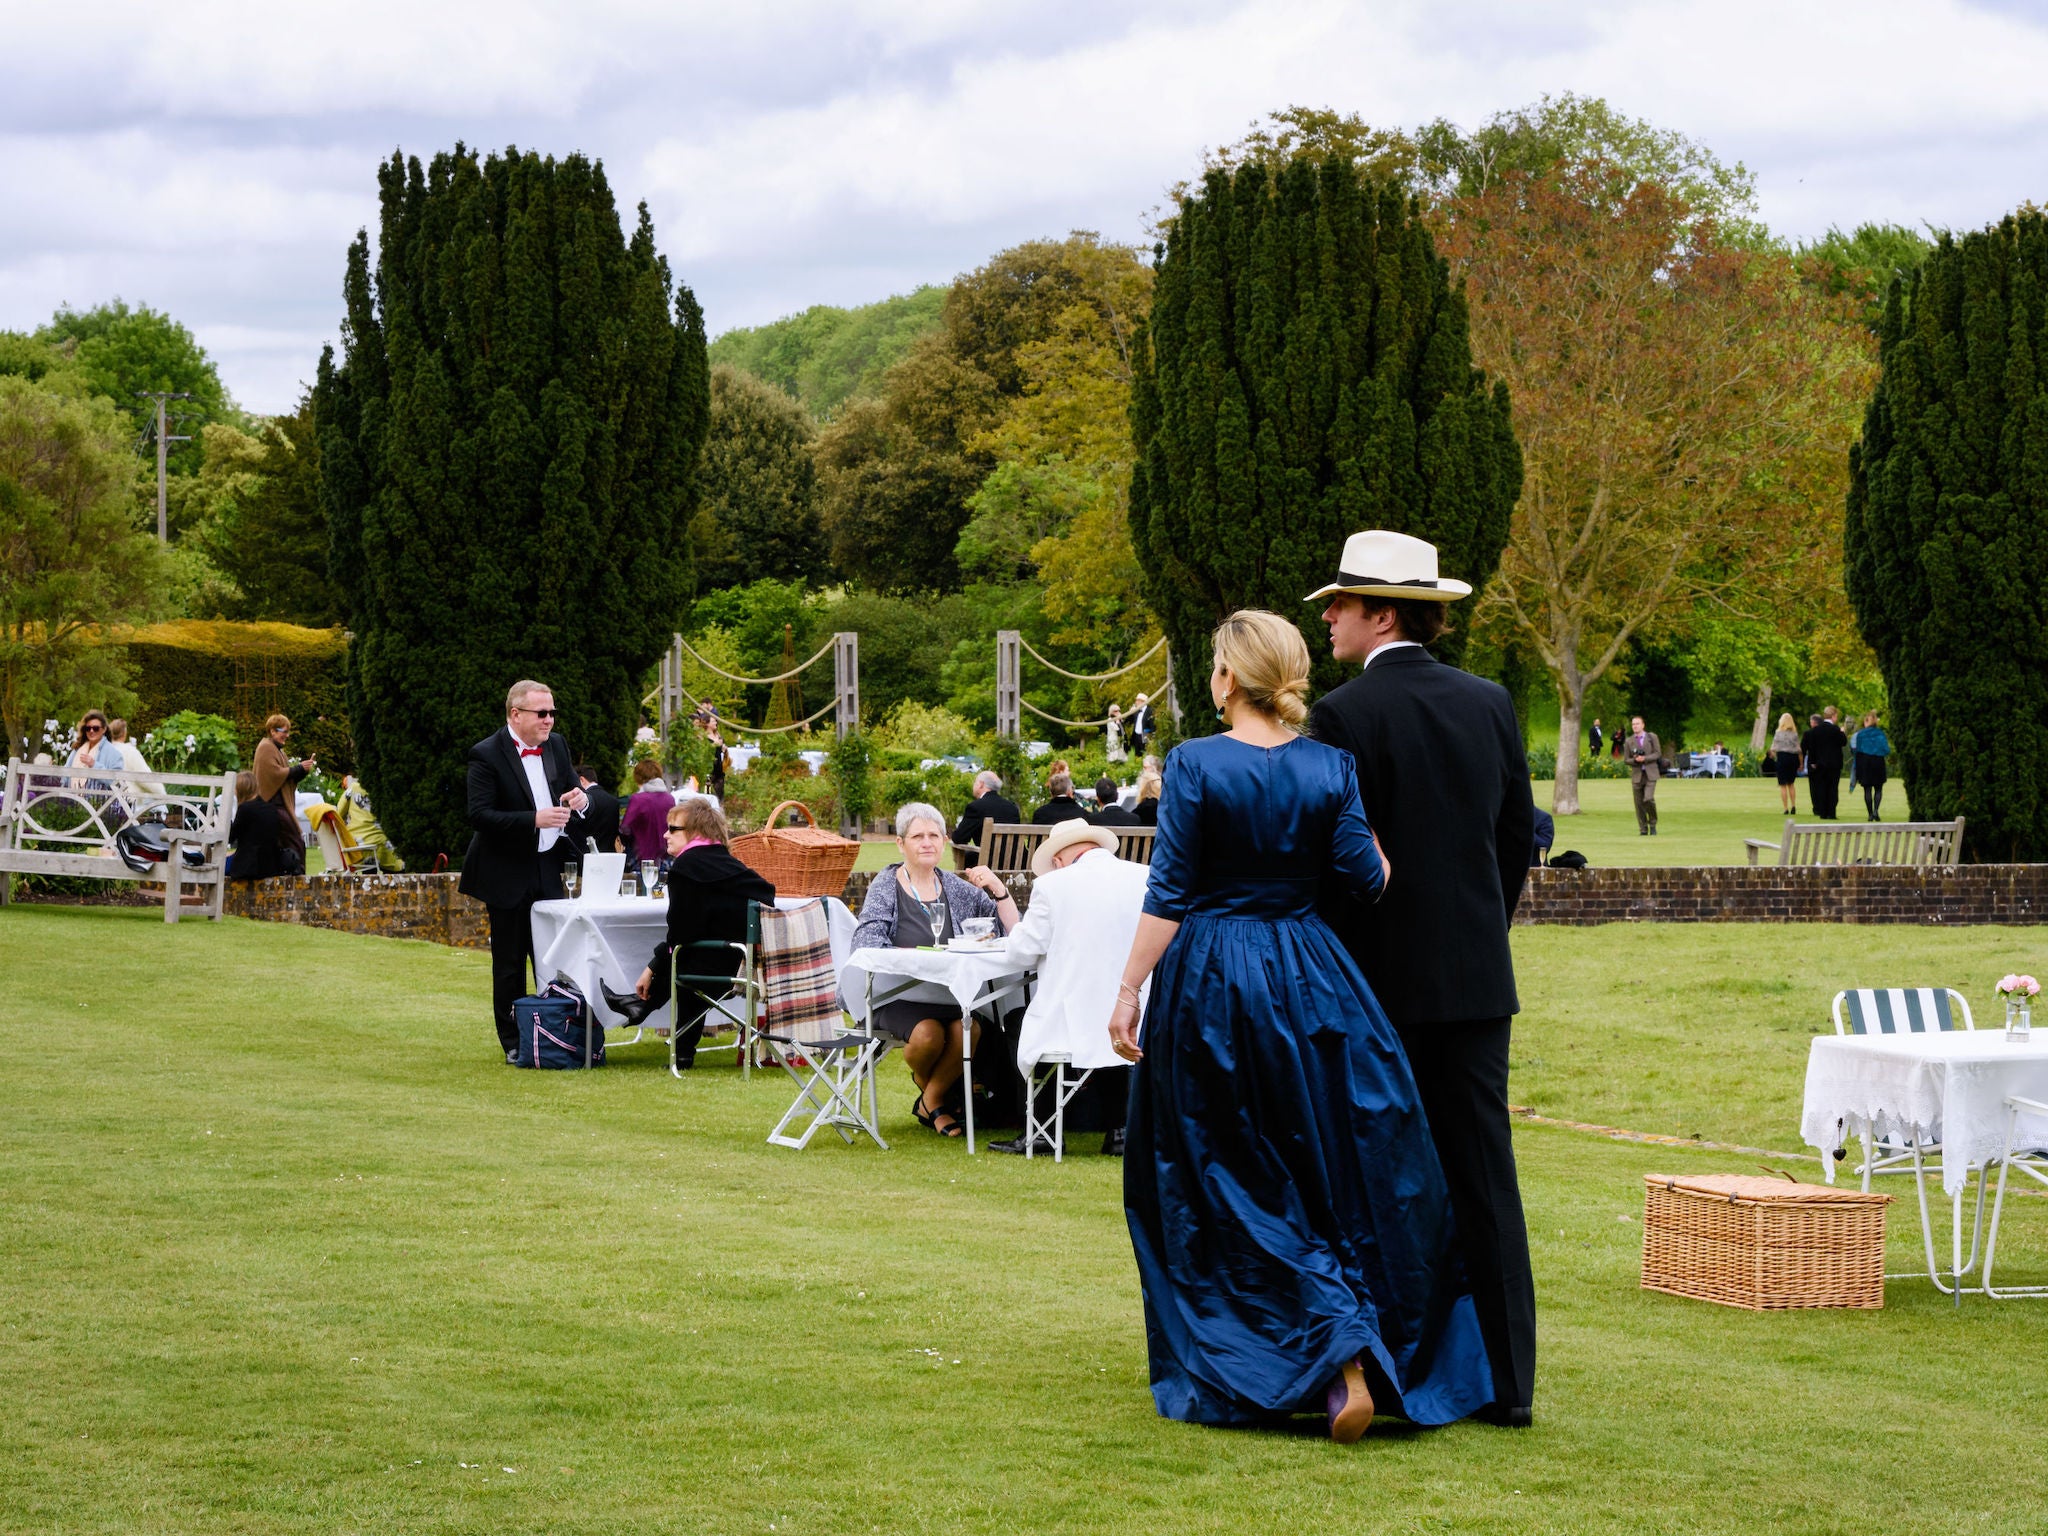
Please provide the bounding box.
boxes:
[989,818,1150,1156]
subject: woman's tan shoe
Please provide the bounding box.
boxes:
[1326,1358,1373,1444]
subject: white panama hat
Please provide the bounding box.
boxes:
[1030,818,1120,877]
[1303,530,1473,603]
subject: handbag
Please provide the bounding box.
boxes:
[512,976,605,1069]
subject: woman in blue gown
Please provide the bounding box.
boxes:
[1107,611,1493,1441]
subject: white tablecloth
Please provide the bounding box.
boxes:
[839,943,1034,1028]
[532,893,854,1030]
[839,943,1038,1154]
[1801,1032,2048,1194]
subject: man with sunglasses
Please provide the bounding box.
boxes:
[459,680,591,1062]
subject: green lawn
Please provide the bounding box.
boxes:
[1532,773,1917,868]
[3,906,2045,1535]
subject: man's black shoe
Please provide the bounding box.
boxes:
[1475,1404,1533,1428]
[1100,1128,1126,1157]
[988,1134,1059,1156]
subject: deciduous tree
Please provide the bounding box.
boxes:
[0,377,168,759]
[1440,164,1875,813]
[690,366,827,591]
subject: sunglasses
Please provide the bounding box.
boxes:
[517,707,558,718]
[85,723,104,733]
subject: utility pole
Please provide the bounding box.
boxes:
[136,390,193,542]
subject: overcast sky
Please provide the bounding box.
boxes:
[5,0,2045,415]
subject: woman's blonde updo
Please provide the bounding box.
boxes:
[1212,610,1311,728]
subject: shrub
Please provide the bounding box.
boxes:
[140,711,240,776]
[873,701,979,759]
[119,620,352,776]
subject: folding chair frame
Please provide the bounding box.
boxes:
[664,902,767,1077]
[763,1029,890,1150]
[1022,1054,1093,1163]
[1981,1095,2048,1301]
[1829,988,1974,1185]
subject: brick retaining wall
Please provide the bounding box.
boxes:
[1514,863,2048,925]
[224,872,490,948]
[222,862,2046,945]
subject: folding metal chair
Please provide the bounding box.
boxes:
[1981,1095,2048,1301]
[763,1027,890,1150]
[1021,1053,1093,1162]
[653,901,771,1075]
[1830,987,1974,1185]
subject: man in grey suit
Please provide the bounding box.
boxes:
[1623,716,1661,836]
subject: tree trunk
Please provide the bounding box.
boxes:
[1555,683,1585,815]
[1749,681,1773,752]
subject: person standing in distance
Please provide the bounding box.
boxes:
[1622,716,1662,837]
[1305,529,1538,1428]
[458,680,590,1062]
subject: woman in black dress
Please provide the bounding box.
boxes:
[604,797,774,1070]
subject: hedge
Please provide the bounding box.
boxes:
[112,621,354,776]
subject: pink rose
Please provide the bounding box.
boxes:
[1999,974,2021,993]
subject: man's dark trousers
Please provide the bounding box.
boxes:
[486,904,539,1056]
[1397,1017,1536,1412]
[1809,769,1841,820]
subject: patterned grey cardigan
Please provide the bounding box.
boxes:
[851,864,1000,953]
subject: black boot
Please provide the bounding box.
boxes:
[601,981,655,1028]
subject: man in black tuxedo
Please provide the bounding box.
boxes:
[1305,529,1539,1427]
[952,770,1021,868]
[1801,706,1848,820]
[1089,775,1140,828]
[1126,693,1154,755]
[576,764,622,854]
[1030,770,1090,827]
[458,680,590,1061]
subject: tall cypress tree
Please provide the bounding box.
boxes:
[1128,157,1520,706]
[317,145,709,863]
[1845,212,2048,861]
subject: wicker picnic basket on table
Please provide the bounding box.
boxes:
[729,801,859,899]
[1640,1174,1890,1310]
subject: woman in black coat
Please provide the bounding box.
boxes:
[604,797,774,1068]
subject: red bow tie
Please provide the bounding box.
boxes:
[519,746,543,758]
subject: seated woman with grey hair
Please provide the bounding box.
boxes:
[851,801,1020,1137]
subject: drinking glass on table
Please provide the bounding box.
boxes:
[639,860,659,897]
[561,862,580,899]
[961,916,995,946]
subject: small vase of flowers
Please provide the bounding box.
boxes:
[1997,974,2040,1041]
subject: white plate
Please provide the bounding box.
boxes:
[946,937,1006,953]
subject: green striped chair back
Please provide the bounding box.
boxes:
[1832,987,1973,1036]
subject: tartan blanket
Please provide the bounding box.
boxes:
[758,898,842,1044]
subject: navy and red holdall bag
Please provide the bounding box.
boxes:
[512,978,604,1069]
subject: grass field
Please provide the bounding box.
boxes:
[4,905,2045,1535]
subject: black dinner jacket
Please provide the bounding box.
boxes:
[580,782,623,855]
[457,727,587,908]
[953,791,1021,854]
[1309,646,1536,1027]
[649,843,777,985]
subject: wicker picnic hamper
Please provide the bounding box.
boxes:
[1640,1173,1890,1311]
[729,800,859,899]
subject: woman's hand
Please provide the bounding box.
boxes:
[635,967,652,1001]
[962,865,1007,900]
[1108,995,1143,1062]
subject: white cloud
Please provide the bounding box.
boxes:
[4,0,2045,412]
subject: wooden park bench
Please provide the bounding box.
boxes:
[0,757,237,921]
[1743,817,1966,868]
[974,822,1159,875]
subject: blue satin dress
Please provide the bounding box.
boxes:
[1125,734,1493,1426]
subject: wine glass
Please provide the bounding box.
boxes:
[561,863,580,899]
[639,860,659,897]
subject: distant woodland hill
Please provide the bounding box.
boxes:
[706,286,946,418]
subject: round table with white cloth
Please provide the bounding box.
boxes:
[532,892,854,1032]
